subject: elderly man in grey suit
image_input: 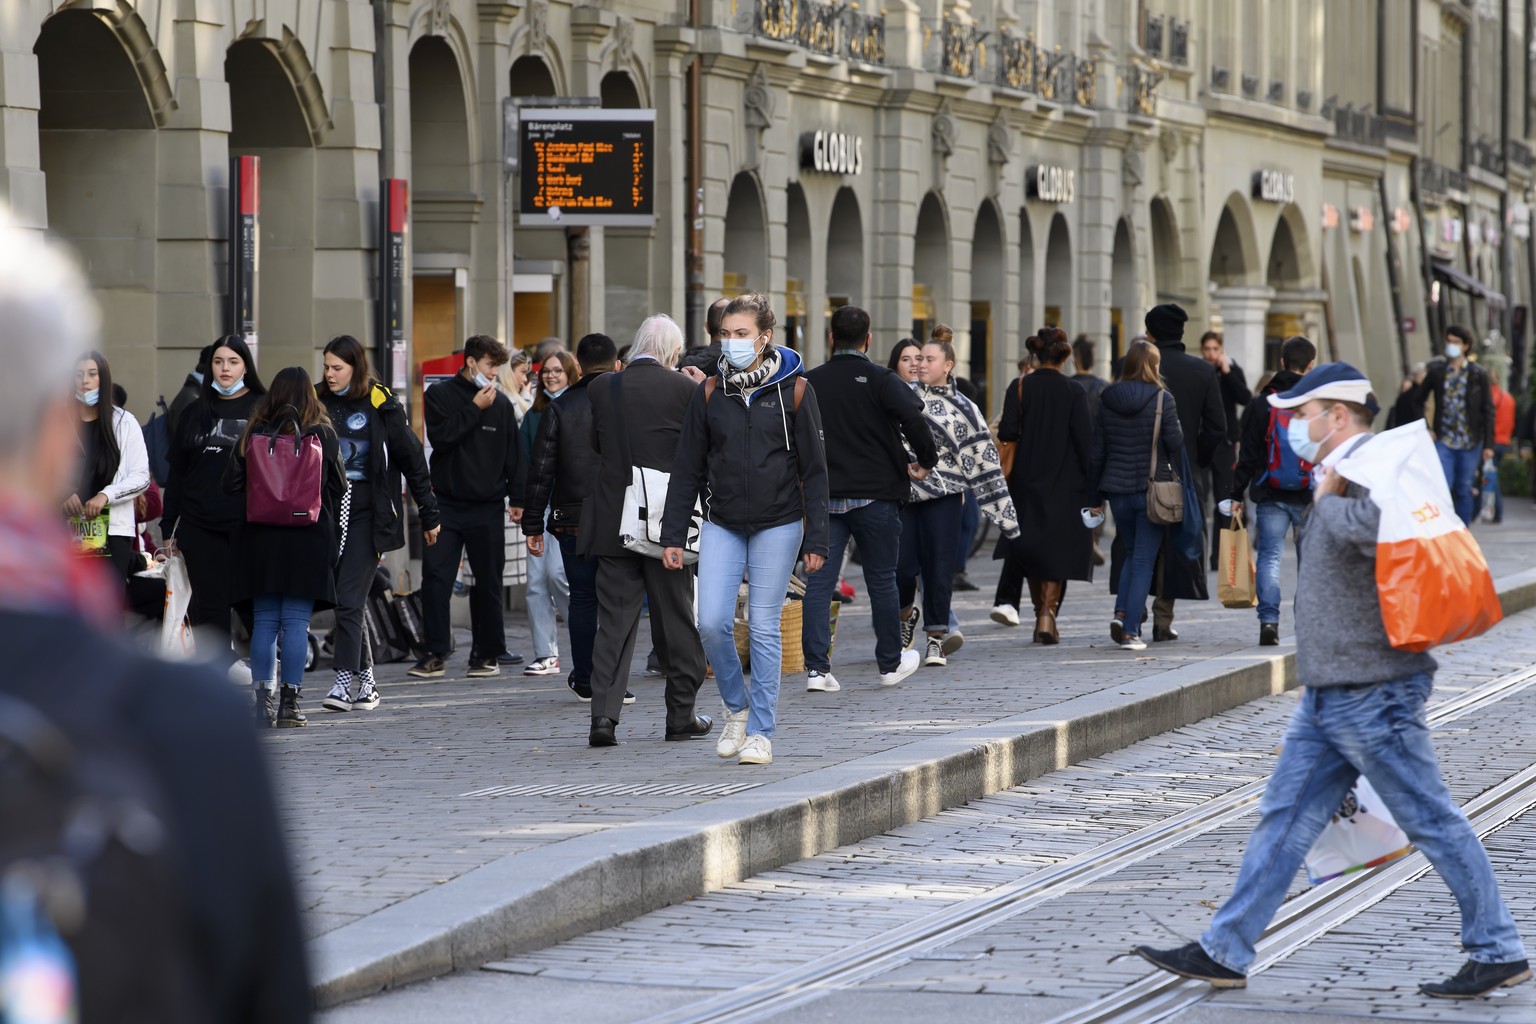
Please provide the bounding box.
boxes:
[583,314,713,747]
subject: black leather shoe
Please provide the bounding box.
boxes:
[1421,958,1531,999]
[1152,626,1179,643]
[665,714,715,741]
[1259,623,1280,646]
[1132,943,1246,988]
[589,717,618,747]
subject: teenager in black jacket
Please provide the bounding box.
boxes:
[413,334,522,679]
[317,335,441,712]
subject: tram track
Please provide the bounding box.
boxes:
[622,664,1536,1024]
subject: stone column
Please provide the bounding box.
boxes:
[652,28,694,329]
[1212,284,1276,373]
[0,45,44,229]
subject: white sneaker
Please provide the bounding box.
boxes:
[523,656,561,676]
[942,630,965,656]
[879,649,921,687]
[351,686,381,711]
[990,604,1021,626]
[1120,635,1148,651]
[321,682,353,713]
[228,659,253,686]
[924,636,947,667]
[737,734,773,765]
[806,670,841,692]
[716,707,749,758]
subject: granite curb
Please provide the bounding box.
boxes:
[309,567,1536,1008]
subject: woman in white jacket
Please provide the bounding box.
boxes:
[66,351,150,583]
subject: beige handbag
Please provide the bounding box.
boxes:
[1146,392,1184,526]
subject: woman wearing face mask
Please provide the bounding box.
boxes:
[515,350,579,677]
[888,338,924,386]
[162,336,267,664]
[316,335,441,712]
[65,352,150,584]
[500,349,535,424]
[896,338,1020,667]
[661,293,829,766]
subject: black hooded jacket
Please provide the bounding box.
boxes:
[1152,339,1226,468]
[318,383,440,554]
[1089,382,1184,502]
[1231,369,1311,505]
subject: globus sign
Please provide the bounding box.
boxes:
[1027,165,1076,203]
[799,130,864,175]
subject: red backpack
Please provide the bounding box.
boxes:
[1258,407,1313,491]
[246,424,324,526]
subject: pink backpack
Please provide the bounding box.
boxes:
[246,425,324,527]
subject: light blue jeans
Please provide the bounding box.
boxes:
[251,593,315,690]
[1253,501,1306,625]
[1202,674,1526,973]
[697,520,803,739]
[525,525,569,660]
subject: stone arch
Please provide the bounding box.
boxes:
[1043,212,1072,328]
[226,30,330,147]
[1018,210,1037,334]
[970,199,1005,408]
[1150,196,1182,301]
[784,182,811,351]
[826,186,864,309]
[722,171,767,292]
[36,5,175,128]
[913,190,950,339]
[1111,217,1137,362]
[1266,203,1315,289]
[1209,191,1262,287]
[600,70,643,109]
[409,36,475,259]
[509,53,563,99]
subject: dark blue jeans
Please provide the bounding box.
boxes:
[897,493,964,634]
[1436,441,1482,525]
[803,500,903,674]
[555,530,597,685]
[1107,492,1168,638]
[954,492,980,572]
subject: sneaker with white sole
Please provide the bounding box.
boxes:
[737,734,773,765]
[879,649,921,687]
[716,707,749,758]
[321,682,354,713]
[523,656,560,676]
[924,636,946,667]
[900,606,920,650]
[941,630,964,656]
[351,685,381,711]
[990,604,1021,626]
[1120,634,1148,651]
[806,670,841,692]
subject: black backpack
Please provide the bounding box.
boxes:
[143,397,173,486]
[0,692,205,1021]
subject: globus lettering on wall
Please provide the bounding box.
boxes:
[1026,165,1076,203]
[799,131,864,175]
[1252,169,1296,204]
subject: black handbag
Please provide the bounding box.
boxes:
[366,591,410,664]
[389,570,427,657]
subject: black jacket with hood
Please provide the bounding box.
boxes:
[318,383,440,554]
[1089,382,1184,502]
[803,350,937,502]
[424,371,521,505]
[1231,368,1312,506]
[662,347,830,557]
[520,371,607,536]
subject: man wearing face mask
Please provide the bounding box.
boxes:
[1405,325,1495,523]
[1135,362,1530,999]
[413,335,522,679]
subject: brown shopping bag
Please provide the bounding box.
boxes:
[1218,509,1258,608]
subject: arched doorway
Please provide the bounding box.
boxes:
[784,184,811,351]
[970,202,1004,410]
[1150,197,1181,302]
[226,38,320,374]
[409,37,473,411]
[1018,212,1037,336]
[1264,205,1317,371]
[1208,193,1270,372]
[1110,218,1137,363]
[1043,213,1072,329]
[510,56,558,97]
[508,55,561,351]
[35,10,161,407]
[600,71,641,108]
[722,172,767,294]
[913,192,949,341]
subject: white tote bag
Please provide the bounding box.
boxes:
[619,466,701,563]
[154,551,195,660]
[1304,775,1413,884]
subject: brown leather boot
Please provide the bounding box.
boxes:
[1027,578,1045,643]
[1038,581,1062,644]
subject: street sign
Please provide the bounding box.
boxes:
[227,155,259,363]
[517,108,655,227]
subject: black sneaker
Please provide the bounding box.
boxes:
[467,657,500,678]
[1259,622,1280,646]
[495,648,525,666]
[1132,942,1246,989]
[900,606,920,651]
[276,687,307,728]
[952,571,979,592]
[1109,618,1125,644]
[568,676,593,702]
[254,689,276,728]
[408,655,446,678]
[1421,958,1531,999]
[1153,626,1180,643]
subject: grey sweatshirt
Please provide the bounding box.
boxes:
[1294,473,1438,688]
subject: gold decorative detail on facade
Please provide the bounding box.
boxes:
[752,0,886,64]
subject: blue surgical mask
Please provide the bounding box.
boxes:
[473,371,493,389]
[722,338,760,369]
[1285,411,1336,465]
[1444,343,1464,360]
[212,377,245,397]
[76,389,99,407]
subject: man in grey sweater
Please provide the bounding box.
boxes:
[1133,363,1529,999]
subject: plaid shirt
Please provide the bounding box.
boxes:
[827,496,875,515]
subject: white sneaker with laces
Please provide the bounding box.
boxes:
[924,636,947,667]
[716,707,749,758]
[523,656,561,676]
[1121,635,1148,651]
[990,604,1021,627]
[321,683,353,713]
[737,734,773,765]
[806,670,841,692]
[941,630,965,656]
[879,649,921,687]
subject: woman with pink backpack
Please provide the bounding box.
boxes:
[225,367,347,727]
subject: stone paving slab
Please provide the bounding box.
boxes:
[282,507,1536,1006]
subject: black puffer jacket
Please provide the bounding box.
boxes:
[521,372,607,537]
[318,384,440,555]
[1089,382,1184,502]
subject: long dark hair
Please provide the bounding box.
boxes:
[321,334,374,402]
[198,335,268,402]
[886,338,921,373]
[240,367,332,455]
[78,351,121,490]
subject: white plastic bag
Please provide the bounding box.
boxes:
[1305,775,1412,884]
[157,551,195,660]
[619,466,700,563]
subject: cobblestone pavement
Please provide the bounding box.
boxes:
[277,506,1536,946]
[319,587,1536,1023]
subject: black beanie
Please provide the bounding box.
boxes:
[1144,303,1188,342]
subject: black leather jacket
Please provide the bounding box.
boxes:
[521,372,607,536]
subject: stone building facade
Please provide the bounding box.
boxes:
[2,1,1533,426]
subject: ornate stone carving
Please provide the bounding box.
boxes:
[1158,127,1180,165]
[986,111,1012,167]
[931,100,956,157]
[743,65,775,131]
[613,17,635,67]
[430,0,451,37]
[526,0,548,55]
[1123,144,1145,189]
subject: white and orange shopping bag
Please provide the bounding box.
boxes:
[1335,419,1502,651]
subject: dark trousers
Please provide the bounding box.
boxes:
[422,499,505,658]
[897,493,964,634]
[994,541,1024,608]
[555,530,597,685]
[954,492,980,573]
[331,501,376,673]
[590,552,705,728]
[1208,441,1237,563]
[176,519,237,667]
[803,500,903,674]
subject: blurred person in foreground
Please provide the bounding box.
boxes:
[0,207,310,1019]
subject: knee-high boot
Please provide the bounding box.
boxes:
[1037,580,1062,644]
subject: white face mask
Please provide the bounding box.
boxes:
[1445,342,1464,360]
[722,337,762,369]
[1286,410,1337,464]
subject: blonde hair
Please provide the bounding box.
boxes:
[1120,340,1165,387]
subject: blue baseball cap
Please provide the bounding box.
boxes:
[1267,361,1380,415]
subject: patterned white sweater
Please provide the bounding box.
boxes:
[908,383,1020,538]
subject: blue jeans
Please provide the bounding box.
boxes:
[1253,501,1306,625]
[803,500,902,674]
[1436,441,1482,525]
[697,520,803,739]
[1490,444,1508,521]
[526,523,569,659]
[555,530,596,684]
[1107,492,1167,638]
[250,594,315,690]
[1202,674,1526,973]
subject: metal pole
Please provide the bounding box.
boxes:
[1379,176,1412,377]
[685,0,705,348]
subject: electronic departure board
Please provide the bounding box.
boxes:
[517,108,655,227]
